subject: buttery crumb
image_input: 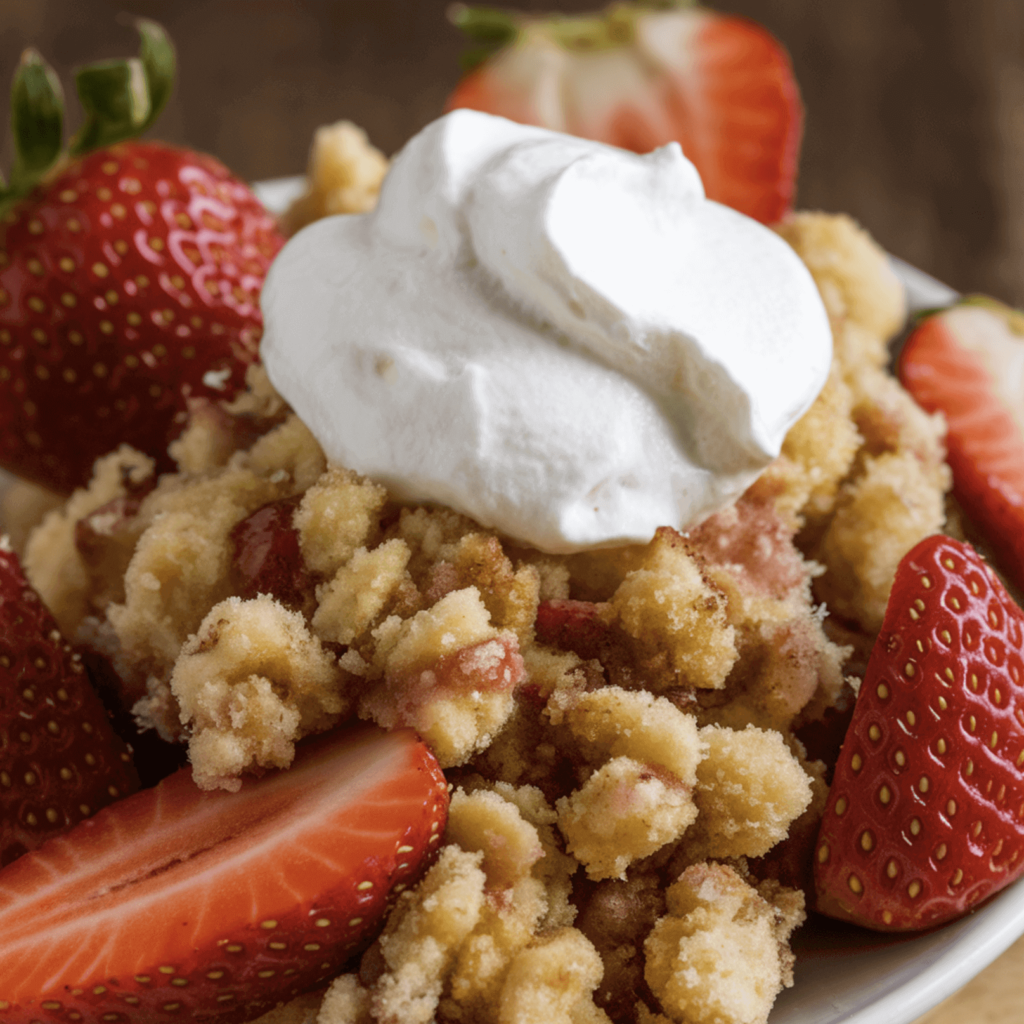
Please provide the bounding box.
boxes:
[645,862,805,1024]
[171,595,347,790]
[280,120,390,235]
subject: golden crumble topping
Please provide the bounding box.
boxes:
[280,120,390,235]
[170,595,348,791]
[774,211,906,339]
[643,862,804,1024]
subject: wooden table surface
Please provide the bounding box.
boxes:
[3,2,1024,1020]
[914,934,1024,1023]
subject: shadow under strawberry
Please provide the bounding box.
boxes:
[77,646,188,789]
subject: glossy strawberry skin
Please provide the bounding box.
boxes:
[899,302,1024,594]
[0,725,448,1024]
[815,534,1024,931]
[446,4,802,224]
[0,542,138,867]
[0,140,284,493]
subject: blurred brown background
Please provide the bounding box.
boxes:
[3,1,1024,303]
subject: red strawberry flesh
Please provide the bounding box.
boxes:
[815,534,1024,930]
[644,13,802,223]
[230,495,313,609]
[0,724,447,1023]
[535,598,614,662]
[446,4,802,224]
[900,303,1024,593]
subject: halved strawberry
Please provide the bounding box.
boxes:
[0,22,284,493]
[445,1,802,223]
[0,538,138,867]
[815,534,1024,931]
[0,724,448,1023]
[899,298,1024,594]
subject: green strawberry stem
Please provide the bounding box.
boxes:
[71,58,151,155]
[135,17,176,133]
[448,0,697,70]
[7,49,64,194]
[447,4,519,70]
[0,18,175,219]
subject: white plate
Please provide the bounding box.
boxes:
[251,175,307,219]
[772,877,1024,1023]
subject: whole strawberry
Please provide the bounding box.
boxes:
[445,0,802,223]
[0,22,284,492]
[0,538,138,867]
[815,534,1024,931]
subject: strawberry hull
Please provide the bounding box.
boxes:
[0,725,448,1024]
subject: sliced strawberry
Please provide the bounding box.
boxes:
[0,540,138,867]
[899,299,1024,594]
[0,724,448,1024]
[446,1,802,223]
[814,534,1024,931]
[0,23,284,493]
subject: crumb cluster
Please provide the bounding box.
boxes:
[1,138,952,1024]
[279,120,389,235]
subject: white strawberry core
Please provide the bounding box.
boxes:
[261,110,831,552]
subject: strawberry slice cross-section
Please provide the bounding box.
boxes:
[0,725,448,1024]
[446,1,803,224]
[899,298,1024,594]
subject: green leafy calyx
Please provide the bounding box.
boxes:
[1,18,176,217]
[448,1,697,72]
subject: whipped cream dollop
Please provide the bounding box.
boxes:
[261,110,831,553]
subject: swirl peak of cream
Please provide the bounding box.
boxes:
[261,110,831,553]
